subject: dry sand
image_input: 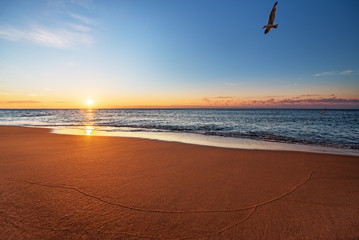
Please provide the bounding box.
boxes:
[0,126,358,239]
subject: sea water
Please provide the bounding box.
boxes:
[0,109,358,155]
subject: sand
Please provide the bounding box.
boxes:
[0,126,358,239]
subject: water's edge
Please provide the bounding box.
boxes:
[48,126,359,157]
[1,109,358,156]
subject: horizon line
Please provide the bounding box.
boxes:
[1,107,358,110]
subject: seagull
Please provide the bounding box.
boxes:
[263,1,278,34]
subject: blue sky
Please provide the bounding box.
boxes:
[0,0,358,108]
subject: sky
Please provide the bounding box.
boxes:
[0,0,358,109]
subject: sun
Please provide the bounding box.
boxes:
[86,99,93,106]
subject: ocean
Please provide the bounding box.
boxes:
[1,109,358,155]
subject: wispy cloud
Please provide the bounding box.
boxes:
[314,71,335,77]
[0,27,23,41]
[69,0,93,8]
[70,13,97,26]
[0,26,92,48]
[201,96,234,106]
[202,96,233,100]
[267,97,359,105]
[214,96,233,99]
[47,0,94,10]
[340,70,353,75]
[6,100,42,104]
[68,23,91,32]
[200,95,359,107]
[296,94,320,98]
[0,0,97,49]
[314,70,355,77]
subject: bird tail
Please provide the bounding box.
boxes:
[273,24,278,29]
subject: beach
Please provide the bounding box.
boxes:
[1,126,358,239]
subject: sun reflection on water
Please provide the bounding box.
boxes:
[85,125,94,135]
[84,109,96,135]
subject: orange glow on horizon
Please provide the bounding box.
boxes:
[0,93,358,109]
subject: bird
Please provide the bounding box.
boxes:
[263,1,278,34]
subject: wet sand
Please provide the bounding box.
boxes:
[0,126,358,239]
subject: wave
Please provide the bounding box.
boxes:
[1,109,358,150]
[4,122,359,149]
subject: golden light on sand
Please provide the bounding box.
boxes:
[85,125,94,135]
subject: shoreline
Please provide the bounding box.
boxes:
[1,126,359,239]
[21,125,359,156]
[1,108,358,155]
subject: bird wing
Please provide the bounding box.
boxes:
[268,2,278,25]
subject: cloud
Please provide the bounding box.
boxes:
[314,71,335,77]
[0,27,23,41]
[200,95,359,107]
[202,96,233,100]
[0,26,92,48]
[340,70,353,75]
[201,97,235,106]
[264,95,285,98]
[69,0,94,9]
[247,97,359,106]
[6,101,41,104]
[0,0,97,49]
[296,94,320,98]
[47,0,93,10]
[213,96,233,99]
[70,13,97,26]
[314,70,355,77]
[68,23,91,32]
[274,97,359,104]
[28,93,38,97]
